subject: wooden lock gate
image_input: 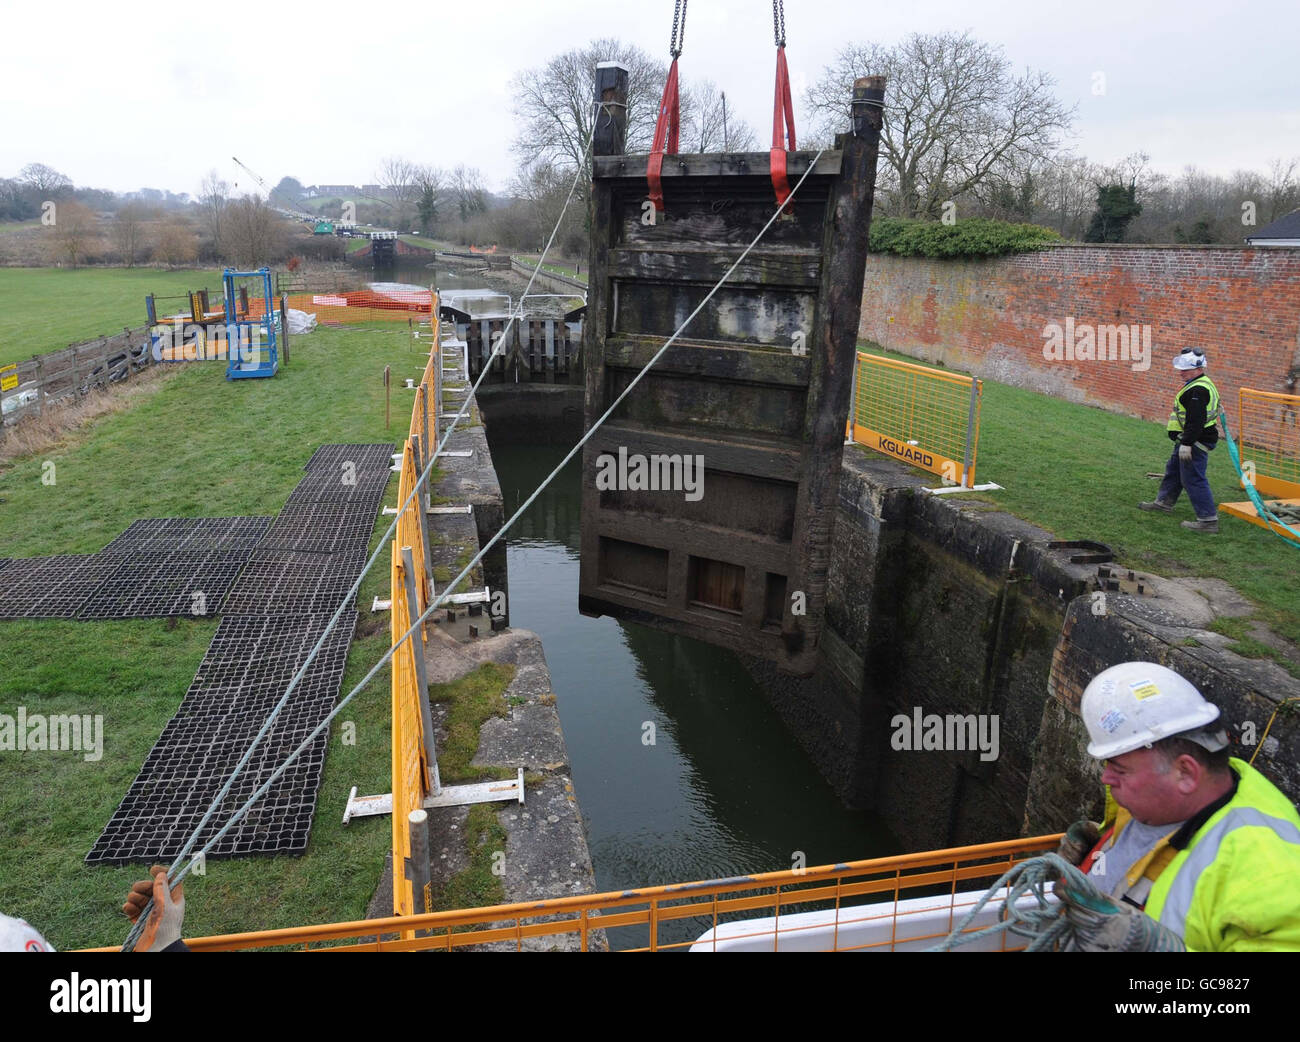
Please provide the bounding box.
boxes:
[578,65,886,675]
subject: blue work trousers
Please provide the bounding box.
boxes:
[1157,443,1216,519]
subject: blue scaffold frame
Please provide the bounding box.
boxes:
[224,267,279,380]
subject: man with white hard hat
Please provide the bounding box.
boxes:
[1056,661,1300,951]
[1138,347,1222,532]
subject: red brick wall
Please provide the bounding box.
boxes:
[858,245,1300,425]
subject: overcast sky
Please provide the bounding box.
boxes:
[2,0,1295,198]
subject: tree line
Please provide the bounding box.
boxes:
[7,30,1296,268]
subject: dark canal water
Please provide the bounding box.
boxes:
[490,440,896,947]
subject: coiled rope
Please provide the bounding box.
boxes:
[927,853,1183,952]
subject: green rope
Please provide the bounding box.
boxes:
[1221,412,1300,549]
[926,852,1183,952]
[926,853,1080,951]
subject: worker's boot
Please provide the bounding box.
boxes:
[1138,499,1174,513]
[1181,516,1218,533]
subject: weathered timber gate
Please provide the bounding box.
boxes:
[578,66,886,675]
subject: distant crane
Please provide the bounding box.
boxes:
[231,156,303,215]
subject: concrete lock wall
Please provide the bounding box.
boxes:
[858,245,1300,423]
[742,451,1300,852]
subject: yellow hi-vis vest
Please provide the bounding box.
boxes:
[1166,373,1221,436]
[1112,759,1300,951]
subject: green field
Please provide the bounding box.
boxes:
[0,320,436,949]
[0,267,225,367]
[515,254,587,283]
[857,343,1300,648]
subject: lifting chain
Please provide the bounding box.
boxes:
[670,0,688,58]
[772,0,786,47]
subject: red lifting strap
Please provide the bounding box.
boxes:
[770,45,797,210]
[647,57,682,213]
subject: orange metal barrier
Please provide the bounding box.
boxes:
[1221,388,1300,538]
[389,291,442,927]
[846,352,982,488]
[79,835,1061,951]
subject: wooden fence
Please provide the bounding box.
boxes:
[0,325,154,435]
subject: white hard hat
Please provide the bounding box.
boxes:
[1081,662,1226,759]
[0,913,54,952]
[1172,348,1207,371]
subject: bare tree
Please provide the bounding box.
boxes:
[111,203,152,266]
[377,156,420,231]
[20,162,73,199]
[450,165,488,223]
[1264,156,1300,222]
[199,170,230,257]
[512,37,668,176]
[683,80,758,152]
[224,196,285,266]
[50,200,97,266]
[156,218,198,267]
[805,32,1075,219]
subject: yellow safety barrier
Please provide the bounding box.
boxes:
[846,352,982,488]
[79,835,1061,951]
[1221,387,1300,537]
[389,291,442,927]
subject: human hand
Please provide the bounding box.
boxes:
[1056,820,1100,866]
[123,865,185,952]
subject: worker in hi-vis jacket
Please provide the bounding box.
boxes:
[1139,347,1222,532]
[1055,662,1300,952]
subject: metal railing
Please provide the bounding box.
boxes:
[846,352,983,488]
[78,835,1061,951]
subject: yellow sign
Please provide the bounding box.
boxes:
[848,424,972,488]
[0,364,17,392]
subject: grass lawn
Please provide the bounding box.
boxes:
[0,321,438,949]
[0,267,226,367]
[515,255,587,284]
[857,343,1300,647]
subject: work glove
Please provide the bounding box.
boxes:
[1178,444,1193,462]
[1056,820,1101,866]
[1055,881,1185,952]
[123,865,185,952]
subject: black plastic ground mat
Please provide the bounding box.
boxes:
[86,612,358,863]
[303,443,396,475]
[222,548,368,615]
[101,517,272,558]
[0,554,120,619]
[256,504,380,554]
[281,472,390,514]
[0,558,10,575]
[77,549,250,619]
